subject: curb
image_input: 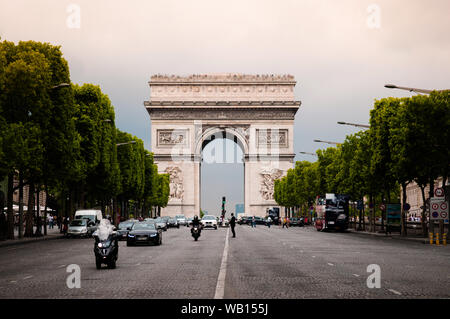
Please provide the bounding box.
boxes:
[0,234,65,248]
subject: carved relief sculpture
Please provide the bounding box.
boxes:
[157,129,188,147]
[165,166,184,200]
[259,167,283,200]
[257,129,288,147]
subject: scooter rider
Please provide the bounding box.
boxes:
[191,215,201,233]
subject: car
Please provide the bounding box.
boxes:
[218,216,229,227]
[154,217,168,231]
[116,221,135,240]
[254,216,265,225]
[201,215,218,229]
[127,222,162,246]
[186,217,193,227]
[175,214,187,226]
[238,216,253,225]
[67,218,96,238]
[167,218,180,228]
[161,216,170,224]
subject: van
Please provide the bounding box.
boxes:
[74,209,103,224]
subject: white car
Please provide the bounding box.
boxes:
[201,215,218,229]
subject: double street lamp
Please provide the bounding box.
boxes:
[337,121,370,128]
[384,84,447,94]
[313,139,341,146]
[299,151,317,157]
[116,140,136,147]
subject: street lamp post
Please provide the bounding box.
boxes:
[384,84,448,95]
[313,139,342,146]
[337,121,370,128]
[116,141,136,147]
[299,151,318,157]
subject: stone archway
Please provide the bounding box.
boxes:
[144,74,301,217]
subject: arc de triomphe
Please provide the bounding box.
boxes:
[144,74,300,217]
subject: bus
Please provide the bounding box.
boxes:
[314,193,350,231]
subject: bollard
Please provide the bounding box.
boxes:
[429,232,434,245]
[435,233,440,245]
[443,233,447,246]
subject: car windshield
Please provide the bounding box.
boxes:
[118,222,133,229]
[202,216,215,220]
[169,219,176,222]
[132,223,156,230]
[176,215,185,219]
[70,219,86,226]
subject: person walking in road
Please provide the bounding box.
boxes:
[282,217,288,229]
[251,216,256,228]
[48,215,54,229]
[230,213,236,238]
[267,216,272,228]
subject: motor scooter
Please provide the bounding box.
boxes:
[93,231,119,269]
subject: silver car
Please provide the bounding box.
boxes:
[175,214,187,226]
[67,218,96,237]
[154,217,168,231]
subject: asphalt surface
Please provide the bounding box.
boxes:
[0,224,449,299]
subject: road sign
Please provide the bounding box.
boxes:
[435,187,444,197]
[379,204,386,211]
[386,204,401,226]
[403,203,410,211]
[430,198,449,222]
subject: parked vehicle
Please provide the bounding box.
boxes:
[315,193,350,231]
[167,218,180,228]
[175,214,187,226]
[93,229,119,269]
[74,209,103,225]
[116,221,135,240]
[127,222,162,246]
[186,217,193,227]
[201,215,218,229]
[67,218,96,238]
[238,216,252,225]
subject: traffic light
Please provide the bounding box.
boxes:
[221,196,226,217]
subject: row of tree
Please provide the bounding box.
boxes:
[0,40,169,240]
[274,90,449,236]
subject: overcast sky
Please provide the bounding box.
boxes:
[1,0,449,215]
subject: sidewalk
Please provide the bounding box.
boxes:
[0,226,64,248]
[346,228,448,246]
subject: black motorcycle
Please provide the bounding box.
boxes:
[191,225,201,241]
[93,232,119,269]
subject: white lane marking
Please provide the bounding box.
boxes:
[353,274,360,277]
[312,256,316,258]
[10,281,17,283]
[327,263,334,266]
[23,275,33,280]
[388,289,402,295]
[214,228,230,299]
[57,264,66,268]
[135,263,141,266]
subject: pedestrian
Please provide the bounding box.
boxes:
[48,215,54,229]
[63,217,69,235]
[230,213,236,238]
[286,217,290,228]
[251,216,256,228]
[282,217,287,229]
[267,216,272,228]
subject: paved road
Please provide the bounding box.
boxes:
[0,224,449,299]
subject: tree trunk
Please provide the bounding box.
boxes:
[35,187,42,236]
[24,183,35,237]
[420,185,428,237]
[401,182,408,236]
[44,186,48,236]
[18,173,24,239]
[6,172,15,240]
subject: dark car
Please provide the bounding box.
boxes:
[289,218,304,227]
[127,222,162,246]
[254,217,266,225]
[238,216,252,225]
[116,221,135,240]
[167,218,179,228]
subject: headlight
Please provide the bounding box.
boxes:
[128,234,135,237]
[98,243,103,248]
[150,234,157,237]
[81,228,87,233]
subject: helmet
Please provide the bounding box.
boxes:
[194,215,199,220]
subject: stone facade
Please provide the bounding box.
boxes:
[145,74,300,217]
